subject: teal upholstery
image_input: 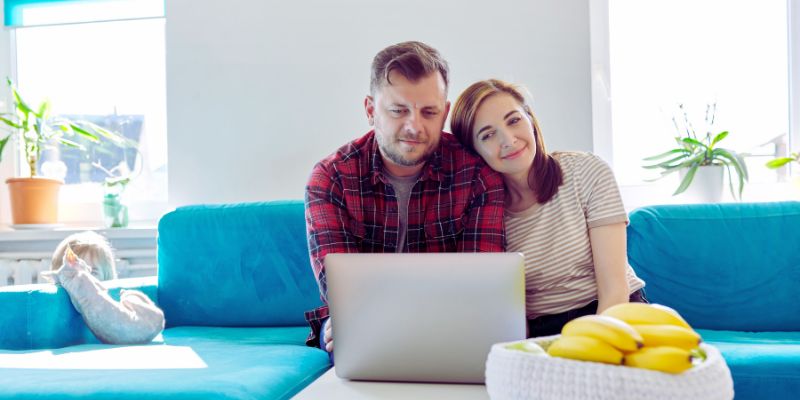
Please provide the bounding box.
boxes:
[699,329,800,400]
[0,277,158,350]
[0,327,329,399]
[629,202,800,400]
[158,201,323,327]
[0,201,331,399]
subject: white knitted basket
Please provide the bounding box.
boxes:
[485,335,734,400]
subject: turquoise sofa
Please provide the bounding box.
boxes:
[0,201,330,399]
[2,200,798,399]
[627,202,800,400]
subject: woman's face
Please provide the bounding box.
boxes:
[471,93,536,176]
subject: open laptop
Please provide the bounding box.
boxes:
[325,252,526,384]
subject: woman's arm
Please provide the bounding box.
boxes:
[589,222,630,313]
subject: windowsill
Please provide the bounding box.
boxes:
[620,180,800,212]
[0,224,157,242]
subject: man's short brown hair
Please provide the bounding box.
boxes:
[369,41,449,95]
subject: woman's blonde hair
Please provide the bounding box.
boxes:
[451,79,563,204]
[51,231,117,281]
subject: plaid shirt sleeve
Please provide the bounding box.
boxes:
[303,161,360,348]
[459,163,506,252]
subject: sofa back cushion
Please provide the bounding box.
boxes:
[627,202,800,331]
[0,277,158,350]
[157,201,322,327]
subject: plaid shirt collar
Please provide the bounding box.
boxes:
[366,130,445,185]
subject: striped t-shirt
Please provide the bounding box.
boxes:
[505,151,645,319]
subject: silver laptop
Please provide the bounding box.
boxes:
[325,252,526,384]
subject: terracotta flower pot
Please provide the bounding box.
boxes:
[5,177,63,224]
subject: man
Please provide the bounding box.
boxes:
[304,41,506,353]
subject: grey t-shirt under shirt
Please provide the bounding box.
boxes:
[383,170,422,252]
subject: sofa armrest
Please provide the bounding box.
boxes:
[0,276,158,350]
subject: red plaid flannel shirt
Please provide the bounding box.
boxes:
[303,130,506,347]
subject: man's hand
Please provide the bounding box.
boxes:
[323,317,334,352]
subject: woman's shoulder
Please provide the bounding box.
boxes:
[552,151,610,171]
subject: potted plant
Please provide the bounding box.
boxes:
[642,104,749,201]
[0,78,126,225]
[93,156,140,228]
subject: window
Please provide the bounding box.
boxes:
[7,0,167,222]
[601,0,790,187]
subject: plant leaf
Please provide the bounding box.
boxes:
[36,99,51,120]
[673,163,699,195]
[713,148,748,198]
[733,151,749,181]
[642,154,691,169]
[57,137,85,150]
[709,131,729,148]
[723,163,737,200]
[67,123,100,142]
[766,157,795,169]
[0,135,10,162]
[11,85,33,115]
[642,148,691,161]
[0,116,21,129]
[682,137,708,149]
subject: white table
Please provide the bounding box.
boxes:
[293,368,490,400]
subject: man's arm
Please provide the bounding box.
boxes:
[304,162,360,347]
[459,164,506,252]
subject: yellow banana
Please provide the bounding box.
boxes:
[631,324,701,350]
[601,303,692,329]
[561,315,643,352]
[546,335,624,365]
[624,346,694,373]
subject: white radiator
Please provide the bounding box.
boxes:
[0,227,158,288]
[0,253,157,287]
[0,259,50,286]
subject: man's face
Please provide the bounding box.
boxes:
[365,70,450,177]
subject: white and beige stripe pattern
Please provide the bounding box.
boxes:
[505,152,645,319]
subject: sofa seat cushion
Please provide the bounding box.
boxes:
[0,326,330,400]
[698,329,800,400]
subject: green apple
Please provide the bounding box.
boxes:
[504,341,547,355]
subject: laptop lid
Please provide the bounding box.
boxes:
[326,252,526,384]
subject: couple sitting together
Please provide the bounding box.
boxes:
[304,41,646,355]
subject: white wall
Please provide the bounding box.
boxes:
[165,0,594,206]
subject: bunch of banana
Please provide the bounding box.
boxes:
[545,303,704,374]
[546,315,642,365]
[602,303,703,374]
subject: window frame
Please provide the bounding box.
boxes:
[2,14,168,225]
[590,0,799,208]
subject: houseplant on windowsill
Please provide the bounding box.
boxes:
[93,155,140,228]
[0,78,127,225]
[642,104,749,202]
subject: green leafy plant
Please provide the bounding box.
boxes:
[765,152,800,170]
[0,78,126,178]
[93,157,139,195]
[642,103,749,199]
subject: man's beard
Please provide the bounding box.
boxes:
[376,134,438,167]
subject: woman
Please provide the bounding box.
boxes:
[451,79,646,337]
